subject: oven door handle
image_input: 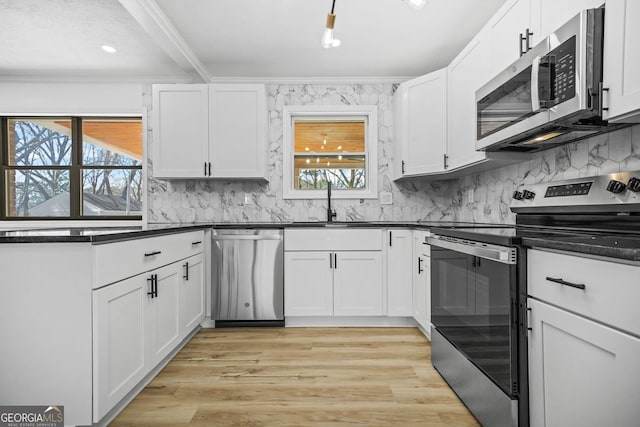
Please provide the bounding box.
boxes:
[427,236,516,265]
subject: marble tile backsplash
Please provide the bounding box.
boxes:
[145,83,640,225]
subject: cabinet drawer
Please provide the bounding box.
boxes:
[93,230,205,288]
[285,228,382,251]
[528,249,640,336]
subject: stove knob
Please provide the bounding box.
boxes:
[512,190,524,200]
[522,190,536,200]
[606,179,627,194]
[627,177,640,192]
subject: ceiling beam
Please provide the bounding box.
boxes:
[118,0,211,82]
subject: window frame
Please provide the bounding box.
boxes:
[0,116,144,221]
[282,105,378,200]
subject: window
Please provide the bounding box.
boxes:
[283,106,378,199]
[0,117,143,220]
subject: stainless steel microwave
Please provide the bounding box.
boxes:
[475,8,625,153]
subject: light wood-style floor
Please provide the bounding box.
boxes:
[110,327,480,426]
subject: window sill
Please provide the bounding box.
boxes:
[0,219,144,231]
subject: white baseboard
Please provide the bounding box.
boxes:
[284,316,417,327]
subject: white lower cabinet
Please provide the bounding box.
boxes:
[528,298,640,427]
[179,253,206,336]
[386,229,414,316]
[93,275,147,421]
[92,230,206,423]
[527,249,640,427]
[334,251,383,316]
[284,251,334,316]
[146,263,181,367]
[284,250,383,316]
[412,231,431,333]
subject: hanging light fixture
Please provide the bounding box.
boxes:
[403,0,426,10]
[321,0,341,48]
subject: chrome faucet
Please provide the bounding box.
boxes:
[327,181,337,223]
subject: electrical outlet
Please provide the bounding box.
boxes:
[244,193,253,205]
[467,189,474,203]
[380,192,393,205]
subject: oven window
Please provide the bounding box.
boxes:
[431,246,515,395]
[477,67,534,140]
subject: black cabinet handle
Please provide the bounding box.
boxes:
[191,241,202,245]
[183,262,189,280]
[204,162,207,176]
[443,154,448,169]
[208,162,212,176]
[144,251,162,257]
[329,252,333,269]
[401,160,405,174]
[418,257,423,274]
[389,231,392,247]
[154,274,158,297]
[334,253,337,269]
[545,276,586,290]
[147,275,155,299]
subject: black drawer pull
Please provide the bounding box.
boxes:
[191,241,202,245]
[144,251,162,257]
[545,276,586,290]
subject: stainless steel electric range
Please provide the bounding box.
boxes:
[428,170,640,427]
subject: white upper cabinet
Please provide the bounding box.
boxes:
[152,84,268,179]
[393,69,448,178]
[529,0,604,46]
[152,84,209,178]
[603,0,640,123]
[447,31,493,171]
[489,0,532,73]
[209,84,267,178]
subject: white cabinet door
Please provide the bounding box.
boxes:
[179,253,205,338]
[146,263,181,367]
[93,275,147,421]
[334,251,383,316]
[394,69,447,177]
[529,0,604,46]
[447,31,492,171]
[386,230,414,316]
[284,251,333,316]
[603,0,640,122]
[412,232,430,331]
[152,84,209,178]
[209,84,267,179]
[489,0,532,73]
[528,299,640,427]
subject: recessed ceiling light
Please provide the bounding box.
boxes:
[101,45,117,54]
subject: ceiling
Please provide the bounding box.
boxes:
[0,0,507,82]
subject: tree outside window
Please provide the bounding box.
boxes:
[2,117,143,219]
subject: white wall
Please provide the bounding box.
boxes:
[0,82,144,115]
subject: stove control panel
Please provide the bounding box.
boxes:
[510,171,640,213]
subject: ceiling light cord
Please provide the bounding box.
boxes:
[331,0,336,14]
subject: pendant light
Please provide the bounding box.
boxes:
[403,0,426,10]
[321,0,341,48]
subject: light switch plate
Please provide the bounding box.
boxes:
[380,192,393,205]
[244,193,253,205]
[467,189,474,203]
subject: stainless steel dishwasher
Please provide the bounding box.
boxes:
[211,229,284,327]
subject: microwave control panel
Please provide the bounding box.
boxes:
[549,36,576,105]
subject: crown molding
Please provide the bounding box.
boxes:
[208,76,413,85]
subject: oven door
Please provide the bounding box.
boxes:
[429,236,519,397]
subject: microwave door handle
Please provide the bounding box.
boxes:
[531,55,542,113]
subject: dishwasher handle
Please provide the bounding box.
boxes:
[211,234,282,241]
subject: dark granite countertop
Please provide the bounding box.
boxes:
[0,221,498,244]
